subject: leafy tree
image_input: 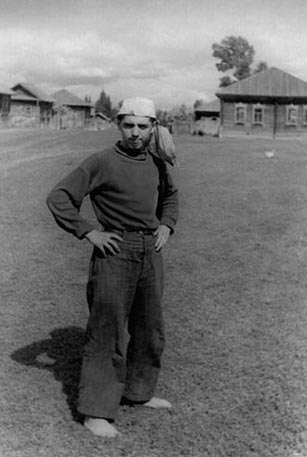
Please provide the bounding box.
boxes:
[212,36,255,86]
[156,109,169,125]
[95,90,113,118]
[170,104,193,121]
[219,75,234,88]
[254,61,268,74]
[193,99,204,109]
[212,36,269,87]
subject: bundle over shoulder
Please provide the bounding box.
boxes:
[147,124,179,167]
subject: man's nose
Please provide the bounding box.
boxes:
[131,126,139,136]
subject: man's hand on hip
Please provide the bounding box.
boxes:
[85,229,123,256]
[154,225,171,251]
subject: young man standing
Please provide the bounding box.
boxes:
[46,97,179,437]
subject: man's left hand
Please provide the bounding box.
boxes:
[154,225,171,251]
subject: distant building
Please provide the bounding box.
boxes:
[0,86,13,127]
[92,112,111,130]
[216,67,307,138]
[194,99,220,120]
[193,99,220,135]
[10,93,40,128]
[52,89,92,129]
[10,83,54,128]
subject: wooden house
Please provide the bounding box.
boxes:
[91,112,111,130]
[10,93,40,128]
[193,99,220,135]
[216,67,307,138]
[194,99,220,121]
[52,89,92,129]
[10,83,54,128]
[0,86,13,127]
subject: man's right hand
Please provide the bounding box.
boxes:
[85,229,123,256]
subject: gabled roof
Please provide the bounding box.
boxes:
[216,67,307,98]
[95,112,111,120]
[52,89,92,107]
[11,93,38,102]
[194,99,220,112]
[11,83,54,103]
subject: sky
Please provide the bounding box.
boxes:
[1,0,307,109]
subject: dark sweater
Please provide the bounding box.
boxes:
[46,145,178,239]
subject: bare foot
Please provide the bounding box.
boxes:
[84,417,120,438]
[143,397,172,409]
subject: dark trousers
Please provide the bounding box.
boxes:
[78,231,165,420]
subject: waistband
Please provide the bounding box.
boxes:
[102,225,156,236]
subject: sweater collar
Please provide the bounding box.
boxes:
[114,141,147,161]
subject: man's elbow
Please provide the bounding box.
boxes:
[46,189,57,212]
[46,187,64,214]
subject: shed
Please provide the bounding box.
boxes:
[52,89,92,129]
[92,112,111,130]
[193,99,220,135]
[194,99,220,120]
[216,67,307,138]
[11,83,54,127]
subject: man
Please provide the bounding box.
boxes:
[46,97,179,438]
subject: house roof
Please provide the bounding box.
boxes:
[11,93,38,102]
[194,99,220,112]
[11,83,54,103]
[216,67,307,98]
[52,89,92,107]
[95,112,110,120]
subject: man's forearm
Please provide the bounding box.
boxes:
[46,187,94,239]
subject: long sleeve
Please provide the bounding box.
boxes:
[46,155,101,239]
[156,161,179,233]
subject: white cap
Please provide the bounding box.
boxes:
[117,97,156,119]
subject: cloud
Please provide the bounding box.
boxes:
[2,0,307,108]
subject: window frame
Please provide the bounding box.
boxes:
[286,104,298,126]
[252,103,264,126]
[234,103,247,125]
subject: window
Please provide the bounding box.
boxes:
[286,104,298,125]
[235,103,247,124]
[253,104,264,125]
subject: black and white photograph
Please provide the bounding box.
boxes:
[2,0,307,456]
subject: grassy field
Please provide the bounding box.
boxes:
[2,127,307,456]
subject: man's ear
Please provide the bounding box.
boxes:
[151,120,157,134]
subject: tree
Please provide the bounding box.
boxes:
[212,36,255,87]
[156,109,169,125]
[170,104,193,121]
[95,90,113,118]
[193,99,204,109]
[219,75,234,88]
[254,61,268,74]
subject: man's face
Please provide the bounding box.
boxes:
[118,115,154,151]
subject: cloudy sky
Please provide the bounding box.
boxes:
[1,0,307,109]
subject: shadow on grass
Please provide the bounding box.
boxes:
[11,326,87,423]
